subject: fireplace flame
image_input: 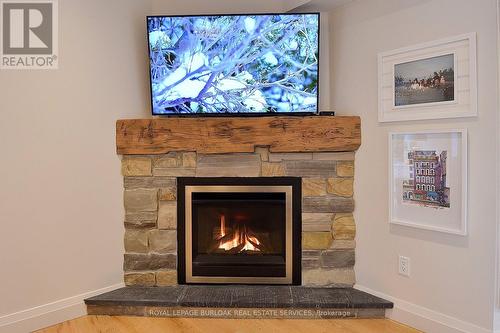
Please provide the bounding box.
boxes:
[218,214,261,252]
[220,215,226,238]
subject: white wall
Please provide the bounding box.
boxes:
[152,0,282,14]
[0,0,151,331]
[330,0,499,332]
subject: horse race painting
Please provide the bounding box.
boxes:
[379,34,475,122]
[394,53,455,107]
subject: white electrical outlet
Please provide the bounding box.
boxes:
[398,256,410,277]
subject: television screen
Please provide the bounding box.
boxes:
[147,13,320,115]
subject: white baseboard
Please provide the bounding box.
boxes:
[494,308,500,333]
[355,285,492,333]
[0,282,124,333]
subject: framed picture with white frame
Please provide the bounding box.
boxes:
[378,33,477,122]
[388,129,467,235]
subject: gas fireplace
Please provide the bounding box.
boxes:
[177,177,301,285]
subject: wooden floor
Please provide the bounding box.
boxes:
[36,315,422,333]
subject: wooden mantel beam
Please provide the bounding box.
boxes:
[116,116,361,155]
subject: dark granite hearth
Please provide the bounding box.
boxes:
[85,286,392,319]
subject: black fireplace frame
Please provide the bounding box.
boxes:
[177,177,302,285]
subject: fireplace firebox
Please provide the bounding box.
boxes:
[177,177,301,285]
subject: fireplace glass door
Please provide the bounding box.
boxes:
[192,191,286,279]
[179,178,301,285]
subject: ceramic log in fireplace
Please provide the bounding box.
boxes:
[177,177,302,285]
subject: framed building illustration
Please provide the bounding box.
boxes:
[402,150,450,208]
[389,130,467,235]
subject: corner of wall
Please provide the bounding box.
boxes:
[495,3,500,331]
[281,0,313,12]
[496,0,500,315]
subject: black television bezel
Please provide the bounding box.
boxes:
[146,12,320,117]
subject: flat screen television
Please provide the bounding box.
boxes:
[147,13,320,116]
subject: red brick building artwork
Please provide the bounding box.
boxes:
[402,150,450,208]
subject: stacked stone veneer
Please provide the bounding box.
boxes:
[121,148,356,287]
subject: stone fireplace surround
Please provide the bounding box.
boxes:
[119,116,360,288]
[123,149,357,287]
